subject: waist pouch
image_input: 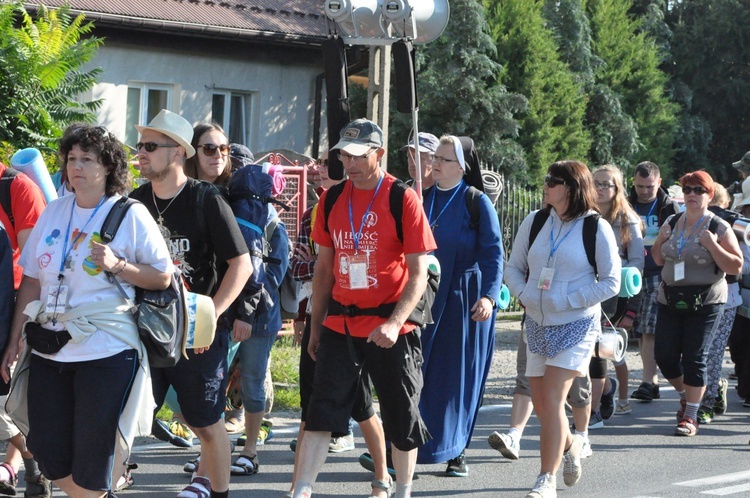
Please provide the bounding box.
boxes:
[663,284,712,313]
[24,321,72,354]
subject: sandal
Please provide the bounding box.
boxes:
[24,472,51,498]
[113,462,137,493]
[0,463,17,496]
[176,476,211,498]
[675,416,699,437]
[230,455,259,476]
[370,477,393,497]
[183,455,200,473]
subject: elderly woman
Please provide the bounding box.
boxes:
[505,160,620,498]
[417,136,503,477]
[0,125,172,498]
[652,171,742,436]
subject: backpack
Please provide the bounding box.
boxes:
[528,209,600,277]
[0,167,19,227]
[264,215,303,320]
[100,196,188,368]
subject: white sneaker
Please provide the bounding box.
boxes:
[328,433,355,453]
[488,431,520,460]
[580,438,593,458]
[563,434,583,487]
[526,472,557,498]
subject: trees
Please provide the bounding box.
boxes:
[0,3,102,151]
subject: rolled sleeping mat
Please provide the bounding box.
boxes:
[732,218,750,246]
[594,327,627,363]
[497,284,511,310]
[619,266,642,298]
[10,148,57,203]
[481,170,503,207]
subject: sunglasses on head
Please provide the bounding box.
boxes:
[682,185,708,195]
[544,174,566,188]
[136,142,178,152]
[197,143,230,156]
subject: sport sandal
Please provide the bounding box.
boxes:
[230,454,259,476]
[0,463,17,496]
[370,477,393,497]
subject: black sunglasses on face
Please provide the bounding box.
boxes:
[544,174,565,188]
[197,143,230,156]
[316,158,329,168]
[682,185,708,195]
[136,142,178,152]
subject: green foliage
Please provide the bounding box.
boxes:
[269,335,301,411]
[0,2,102,152]
[387,0,528,179]
[486,0,591,182]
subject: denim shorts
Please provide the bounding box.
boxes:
[237,331,277,413]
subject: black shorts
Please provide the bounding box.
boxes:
[27,349,138,491]
[151,328,229,428]
[305,326,431,451]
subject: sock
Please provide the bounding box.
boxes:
[575,429,588,441]
[0,465,11,483]
[685,402,700,420]
[395,483,412,498]
[292,482,312,498]
[508,427,522,443]
[678,390,686,400]
[211,491,228,498]
[23,458,40,479]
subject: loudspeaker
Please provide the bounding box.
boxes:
[322,37,350,180]
[392,40,417,113]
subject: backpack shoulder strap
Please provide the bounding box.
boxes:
[528,209,550,248]
[389,179,408,243]
[0,168,19,227]
[582,214,599,276]
[322,180,348,234]
[667,211,683,231]
[100,197,139,244]
[465,186,483,229]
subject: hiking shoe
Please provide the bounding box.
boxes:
[697,405,714,424]
[615,401,632,415]
[329,433,354,453]
[588,411,604,430]
[152,419,194,448]
[257,420,273,446]
[631,382,654,402]
[488,431,520,460]
[358,450,397,479]
[675,416,699,437]
[580,438,593,459]
[714,378,729,414]
[224,409,245,434]
[445,451,468,477]
[600,376,619,420]
[562,434,583,487]
[676,398,687,422]
[526,472,556,498]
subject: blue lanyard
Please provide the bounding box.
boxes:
[428,180,463,229]
[677,214,706,259]
[59,195,107,276]
[348,174,384,253]
[548,218,580,261]
[640,198,658,219]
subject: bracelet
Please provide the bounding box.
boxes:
[624,310,636,319]
[112,257,127,275]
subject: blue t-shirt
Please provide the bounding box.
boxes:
[635,200,662,277]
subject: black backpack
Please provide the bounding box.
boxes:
[528,209,600,276]
[0,167,19,227]
[100,197,187,368]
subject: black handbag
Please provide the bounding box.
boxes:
[663,284,712,313]
[23,321,71,354]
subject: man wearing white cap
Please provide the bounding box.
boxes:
[130,109,252,498]
[292,119,437,498]
[402,132,439,191]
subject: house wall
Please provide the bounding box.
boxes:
[83,33,327,158]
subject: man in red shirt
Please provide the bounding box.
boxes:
[291,119,436,498]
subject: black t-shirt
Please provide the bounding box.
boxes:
[131,178,248,296]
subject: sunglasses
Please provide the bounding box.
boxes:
[315,158,329,168]
[136,142,178,152]
[682,185,708,195]
[544,175,565,188]
[197,143,231,156]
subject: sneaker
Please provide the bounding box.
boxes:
[675,416,699,437]
[600,376,619,420]
[328,433,354,453]
[562,434,583,487]
[358,450,397,479]
[257,420,273,446]
[588,411,604,430]
[697,405,714,424]
[652,384,661,399]
[676,398,687,422]
[224,409,245,434]
[445,451,468,477]
[526,472,556,498]
[488,432,520,460]
[24,473,51,498]
[580,438,593,459]
[615,401,632,415]
[289,439,297,452]
[631,382,654,402]
[152,418,194,448]
[714,378,729,414]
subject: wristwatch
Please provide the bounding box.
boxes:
[484,295,496,308]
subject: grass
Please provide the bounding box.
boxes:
[269,334,301,411]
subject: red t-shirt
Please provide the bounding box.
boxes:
[312,174,436,338]
[0,163,47,289]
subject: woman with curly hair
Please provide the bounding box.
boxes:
[1,124,173,497]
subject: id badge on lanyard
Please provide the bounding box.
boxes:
[349,253,369,289]
[674,260,685,281]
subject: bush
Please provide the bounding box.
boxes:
[270,334,301,411]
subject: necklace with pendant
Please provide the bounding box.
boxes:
[152,181,187,229]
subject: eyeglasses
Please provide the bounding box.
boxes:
[197,143,231,156]
[595,182,616,190]
[315,158,329,168]
[544,175,566,188]
[337,149,377,163]
[433,155,459,164]
[136,142,178,152]
[682,185,708,195]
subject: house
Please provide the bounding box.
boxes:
[24,0,330,157]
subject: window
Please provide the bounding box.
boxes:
[212,91,252,146]
[125,84,172,148]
